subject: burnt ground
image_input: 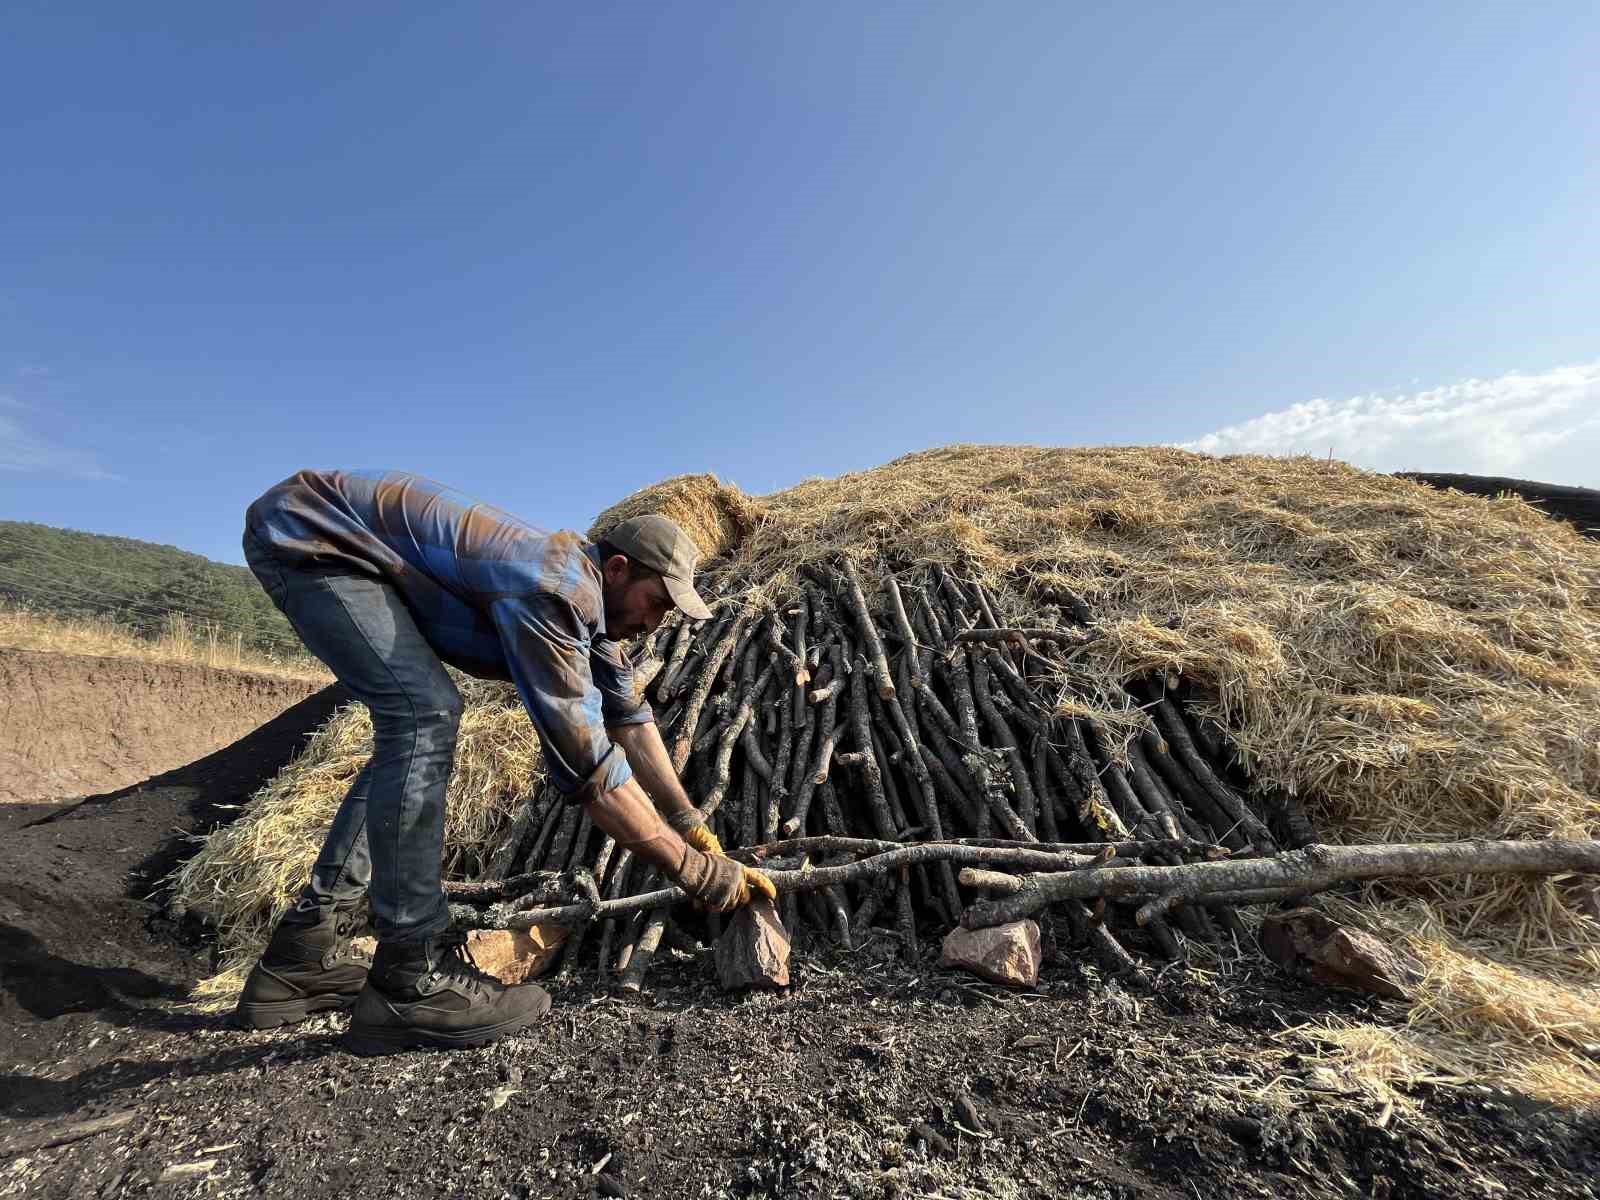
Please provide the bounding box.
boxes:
[3,696,1599,1199]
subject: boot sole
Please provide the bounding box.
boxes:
[233,991,360,1030]
[343,996,552,1057]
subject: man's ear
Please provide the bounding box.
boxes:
[602,554,631,585]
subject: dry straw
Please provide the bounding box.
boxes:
[588,471,765,561]
[0,602,330,682]
[174,677,538,1006]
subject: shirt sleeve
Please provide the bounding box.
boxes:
[590,635,655,728]
[488,593,633,802]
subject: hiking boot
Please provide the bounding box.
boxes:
[233,895,371,1029]
[343,931,551,1056]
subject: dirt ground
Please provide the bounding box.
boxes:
[3,693,1598,1199]
[0,650,328,804]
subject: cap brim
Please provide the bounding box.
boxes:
[664,573,713,621]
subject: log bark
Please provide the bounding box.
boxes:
[700,658,778,818]
[653,612,699,701]
[734,833,1218,861]
[954,628,1095,646]
[963,839,1600,927]
[491,841,1159,932]
[844,660,899,839]
[1123,738,1185,841]
[884,575,924,689]
[971,650,1039,834]
[840,559,897,699]
[894,867,919,962]
[1138,723,1249,852]
[515,788,568,875]
[1079,719,1148,833]
[767,671,795,842]
[444,871,564,904]
[1055,721,1131,840]
[1147,693,1275,851]
[671,611,747,773]
[791,590,811,726]
[1134,886,1312,926]
[740,745,761,849]
[484,788,548,880]
[783,641,844,835]
[1030,732,1061,843]
[883,658,963,920]
[618,905,670,991]
[542,803,584,871]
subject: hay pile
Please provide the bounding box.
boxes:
[589,471,764,561]
[174,677,538,1005]
[177,444,1599,1105]
[605,445,1600,1106]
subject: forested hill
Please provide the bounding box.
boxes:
[0,519,301,655]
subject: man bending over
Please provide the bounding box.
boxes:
[235,469,773,1054]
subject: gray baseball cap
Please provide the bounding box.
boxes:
[603,514,713,621]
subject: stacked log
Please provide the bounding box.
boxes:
[448,562,1600,989]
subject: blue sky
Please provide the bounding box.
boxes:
[3,3,1596,564]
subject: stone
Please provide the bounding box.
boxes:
[461,927,568,984]
[939,920,1041,987]
[349,925,568,984]
[714,896,790,990]
[1260,907,1422,1001]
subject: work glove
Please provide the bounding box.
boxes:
[675,844,778,913]
[667,808,725,857]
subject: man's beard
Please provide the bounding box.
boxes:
[603,595,638,640]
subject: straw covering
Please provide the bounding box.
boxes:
[175,677,537,1004]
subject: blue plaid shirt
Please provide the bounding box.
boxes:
[246,469,652,800]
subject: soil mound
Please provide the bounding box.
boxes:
[0,683,345,1028]
[0,649,329,806]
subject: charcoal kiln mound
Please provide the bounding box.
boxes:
[178,446,1600,1114]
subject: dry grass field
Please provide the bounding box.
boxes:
[0,603,328,683]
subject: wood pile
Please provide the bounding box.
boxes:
[447,563,1600,990]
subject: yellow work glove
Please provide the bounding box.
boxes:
[675,846,779,912]
[666,808,725,857]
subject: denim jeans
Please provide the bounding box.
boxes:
[244,527,461,945]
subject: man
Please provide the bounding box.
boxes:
[235,469,774,1055]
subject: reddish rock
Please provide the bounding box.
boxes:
[348,925,567,985]
[715,897,790,990]
[1260,908,1422,1001]
[940,920,1041,986]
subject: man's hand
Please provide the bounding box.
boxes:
[675,845,778,913]
[667,808,724,857]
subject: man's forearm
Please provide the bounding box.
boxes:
[585,764,776,914]
[607,721,696,819]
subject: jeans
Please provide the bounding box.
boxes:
[244,527,461,945]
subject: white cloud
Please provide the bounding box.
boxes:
[0,411,118,480]
[1179,362,1600,487]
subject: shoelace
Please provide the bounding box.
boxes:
[331,914,373,963]
[429,932,497,999]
